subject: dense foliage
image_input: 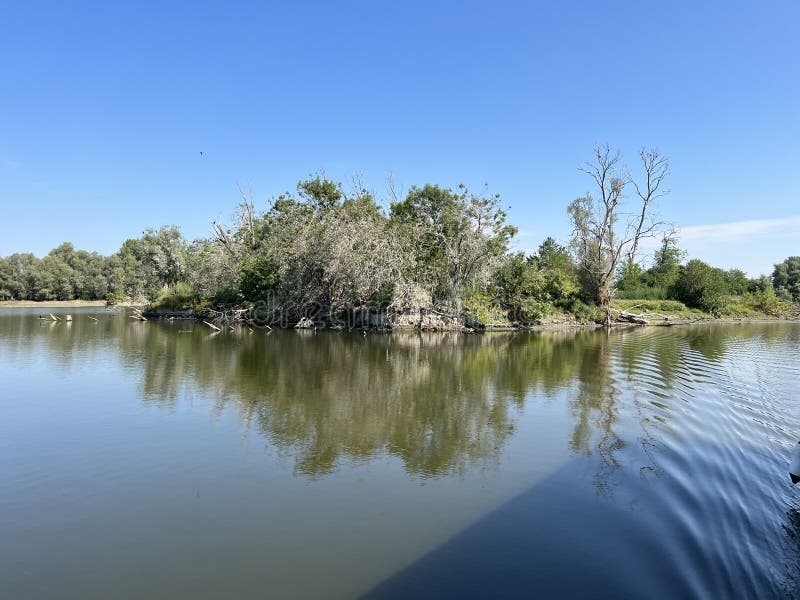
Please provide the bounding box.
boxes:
[773,256,800,302]
[1,172,796,323]
[615,240,791,317]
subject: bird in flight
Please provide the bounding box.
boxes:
[199,151,205,157]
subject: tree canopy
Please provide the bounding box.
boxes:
[2,156,795,325]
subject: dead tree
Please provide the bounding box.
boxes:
[211,183,258,260]
[568,144,670,325]
[627,148,670,263]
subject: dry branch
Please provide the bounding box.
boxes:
[203,320,222,331]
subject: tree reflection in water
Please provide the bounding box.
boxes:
[4,313,800,598]
[5,314,750,484]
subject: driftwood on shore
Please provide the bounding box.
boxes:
[615,310,649,325]
[609,305,716,327]
[610,304,665,325]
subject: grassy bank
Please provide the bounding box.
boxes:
[610,298,797,324]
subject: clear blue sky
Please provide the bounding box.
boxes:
[1,1,798,275]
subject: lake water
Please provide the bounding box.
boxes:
[1,308,799,598]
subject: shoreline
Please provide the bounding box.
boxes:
[0,300,146,308]
[467,316,798,332]
[0,300,108,308]
[140,306,798,332]
[1,301,794,332]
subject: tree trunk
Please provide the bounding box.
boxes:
[597,286,613,327]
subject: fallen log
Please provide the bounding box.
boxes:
[203,320,222,332]
[615,310,648,325]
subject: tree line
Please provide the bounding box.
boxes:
[1,146,797,323]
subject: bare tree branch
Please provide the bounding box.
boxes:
[570,144,671,322]
[627,148,670,262]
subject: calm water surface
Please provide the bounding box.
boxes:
[1,309,800,598]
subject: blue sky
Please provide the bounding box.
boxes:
[1,1,798,275]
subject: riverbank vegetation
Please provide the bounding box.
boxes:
[1,146,797,326]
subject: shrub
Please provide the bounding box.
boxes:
[566,298,603,322]
[671,260,729,315]
[238,256,280,301]
[153,281,197,310]
[105,291,124,306]
[742,288,788,316]
[462,291,509,326]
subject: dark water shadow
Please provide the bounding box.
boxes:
[366,458,698,600]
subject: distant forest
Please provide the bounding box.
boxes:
[2,147,798,324]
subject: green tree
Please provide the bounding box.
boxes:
[297,174,343,213]
[390,183,515,305]
[490,238,579,323]
[647,236,683,290]
[749,274,773,293]
[531,237,579,303]
[724,268,749,296]
[284,186,402,307]
[772,256,800,301]
[671,259,728,314]
[492,253,546,321]
[121,226,187,300]
[28,255,74,300]
[5,253,38,299]
[104,251,139,300]
[238,255,281,301]
[0,258,14,299]
[615,259,645,295]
